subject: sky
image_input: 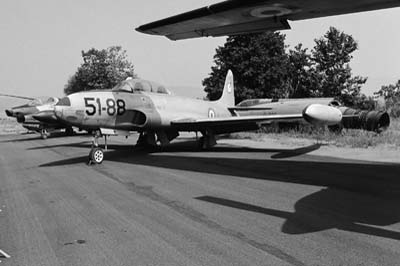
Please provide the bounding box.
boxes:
[1,0,400,103]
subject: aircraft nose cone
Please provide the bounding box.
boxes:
[32,111,58,123]
[5,109,13,117]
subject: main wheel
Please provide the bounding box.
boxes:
[40,129,48,139]
[65,127,74,136]
[89,147,104,164]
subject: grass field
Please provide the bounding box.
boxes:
[0,117,26,135]
[231,118,400,149]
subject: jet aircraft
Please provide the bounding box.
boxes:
[136,0,400,40]
[1,93,74,139]
[54,70,342,164]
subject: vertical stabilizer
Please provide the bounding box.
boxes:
[215,70,235,107]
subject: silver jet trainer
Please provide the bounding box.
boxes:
[54,70,342,164]
[1,94,74,139]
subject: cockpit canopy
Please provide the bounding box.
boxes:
[112,79,171,95]
[27,96,59,107]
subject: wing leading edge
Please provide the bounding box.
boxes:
[136,0,400,40]
[171,113,303,134]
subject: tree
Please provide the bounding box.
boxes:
[311,27,367,102]
[202,33,291,103]
[287,44,321,98]
[64,46,136,95]
[374,80,400,117]
[203,27,368,107]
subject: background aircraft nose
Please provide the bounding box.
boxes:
[54,96,71,119]
[5,109,13,117]
[54,106,64,119]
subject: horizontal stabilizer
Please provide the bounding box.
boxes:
[0,93,35,100]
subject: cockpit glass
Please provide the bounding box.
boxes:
[111,79,170,94]
[156,86,169,94]
[134,82,144,91]
[28,99,43,106]
[56,97,71,106]
[112,81,134,93]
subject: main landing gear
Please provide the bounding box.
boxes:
[88,130,105,165]
[65,127,74,136]
[40,128,49,139]
[198,130,217,150]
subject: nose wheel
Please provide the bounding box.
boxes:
[88,130,104,165]
[88,147,104,164]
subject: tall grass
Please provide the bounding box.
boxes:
[0,117,25,135]
[231,119,400,149]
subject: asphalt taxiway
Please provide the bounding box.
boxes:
[0,133,399,266]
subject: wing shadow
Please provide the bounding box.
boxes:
[196,192,400,241]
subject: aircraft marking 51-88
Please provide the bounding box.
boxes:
[54,70,342,164]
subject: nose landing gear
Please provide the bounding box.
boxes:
[88,130,104,165]
[89,147,104,164]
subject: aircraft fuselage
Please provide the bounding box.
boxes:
[56,90,232,131]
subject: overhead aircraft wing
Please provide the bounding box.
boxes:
[171,113,303,134]
[0,93,35,101]
[136,0,400,40]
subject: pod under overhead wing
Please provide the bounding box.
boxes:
[136,0,400,40]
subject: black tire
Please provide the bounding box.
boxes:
[65,127,74,136]
[89,147,104,164]
[328,124,343,134]
[40,129,48,139]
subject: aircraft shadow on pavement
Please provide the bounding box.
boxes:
[195,192,400,241]
[34,139,322,157]
[38,142,323,168]
[39,140,400,240]
[0,132,88,143]
[40,141,400,197]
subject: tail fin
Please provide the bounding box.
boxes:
[215,70,235,107]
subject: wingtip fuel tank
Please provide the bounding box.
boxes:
[302,104,342,126]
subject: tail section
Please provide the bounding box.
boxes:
[215,70,235,107]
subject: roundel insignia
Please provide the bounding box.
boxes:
[227,82,232,93]
[249,5,293,18]
[208,108,216,118]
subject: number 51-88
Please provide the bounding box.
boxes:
[84,97,126,116]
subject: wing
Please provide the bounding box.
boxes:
[0,93,35,101]
[171,113,303,134]
[136,0,400,40]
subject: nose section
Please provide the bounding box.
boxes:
[5,109,13,117]
[54,106,64,120]
[16,113,26,123]
[54,96,84,126]
[54,96,71,120]
[33,111,58,123]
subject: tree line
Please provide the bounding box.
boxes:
[64,27,400,116]
[203,27,369,107]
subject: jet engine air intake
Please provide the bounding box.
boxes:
[131,110,147,126]
[338,107,390,133]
